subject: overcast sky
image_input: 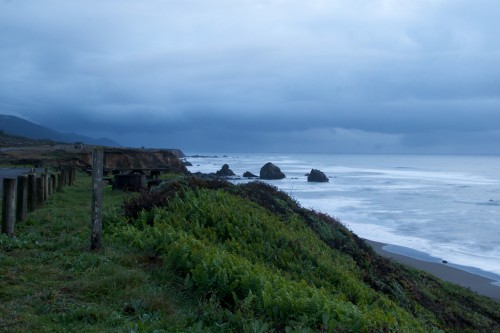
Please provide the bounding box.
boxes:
[1,0,500,154]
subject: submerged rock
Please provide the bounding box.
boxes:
[307,169,329,182]
[260,162,286,180]
[243,171,258,178]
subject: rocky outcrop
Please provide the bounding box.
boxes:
[307,169,328,182]
[216,164,235,176]
[243,171,258,178]
[260,162,286,180]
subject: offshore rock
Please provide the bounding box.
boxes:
[243,171,258,178]
[216,164,235,176]
[307,169,329,182]
[260,162,286,180]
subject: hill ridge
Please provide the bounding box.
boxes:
[0,114,120,146]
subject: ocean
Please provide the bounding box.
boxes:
[185,153,500,284]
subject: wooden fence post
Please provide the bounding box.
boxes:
[47,173,53,196]
[2,178,17,236]
[68,167,74,186]
[16,174,28,222]
[57,172,64,192]
[43,173,49,200]
[28,173,36,212]
[90,149,104,250]
[60,168,67,187]
[36,177,44,207]
[52,174,57,193]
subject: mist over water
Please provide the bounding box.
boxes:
[187,154,500,281]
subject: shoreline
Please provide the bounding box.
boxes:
[366,240,500,303]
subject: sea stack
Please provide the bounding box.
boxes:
[216,164,235,176]
[307,169,329,182]
[260,162,286,180]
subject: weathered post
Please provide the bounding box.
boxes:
[50,174,56,195]
[28,173,36,212]
[2,178,17,236]
[61,167,67,187]
[43,173,49,200]
[71,167,76,184]
[68,167,74,186]
[36,177,44,207]
[90,149,104,250]
[47,173,52,196]
[57,172,64,192]
[16,174,28,222]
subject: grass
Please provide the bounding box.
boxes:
[0,174,192,332]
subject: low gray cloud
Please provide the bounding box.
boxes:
[1,0,500,153]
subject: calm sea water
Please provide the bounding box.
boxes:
[186,154,500,282]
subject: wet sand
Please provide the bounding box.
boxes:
[366,240,500,302]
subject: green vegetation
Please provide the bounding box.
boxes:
[1,175,499,332]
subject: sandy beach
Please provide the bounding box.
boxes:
[366,240,500,303]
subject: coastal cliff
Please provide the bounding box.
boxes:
[0,141,187,174]
[79,148,187,173]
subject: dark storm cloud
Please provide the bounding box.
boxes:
[1,0,500,153]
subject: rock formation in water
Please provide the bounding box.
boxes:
[260,162,286,180]
[307,169,329,182]
[216,164,236,176]
[243,171,258,178]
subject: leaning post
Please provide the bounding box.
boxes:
[90,148,104,250]
[16,174,28,222]
[2,178,17,236]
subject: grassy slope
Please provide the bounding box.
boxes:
[0,175,193,332]
[1,175,499,332]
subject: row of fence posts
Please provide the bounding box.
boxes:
[1,167,76,236]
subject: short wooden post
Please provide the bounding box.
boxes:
[50,174,56,194]
[2,178,17,236]
[57,172,64,191]
[90,149,104,250]
[52,174,58,192]
[47,173,52,196]
[36,177,44,207]
[68,167,74,186]
[16,175,28,222]
[28,173,36,212]
[43,173,49,200]
[66,168,71,186]
[71,167,76,184]
[60,168,67,187]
